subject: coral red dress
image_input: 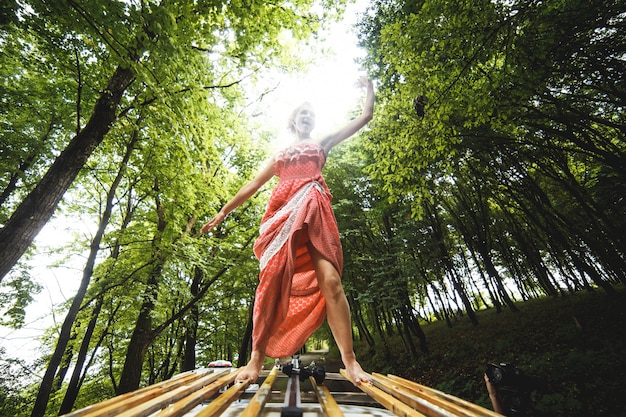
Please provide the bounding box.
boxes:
[252,141,343,358]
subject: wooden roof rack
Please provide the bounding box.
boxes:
[61,362,502,417]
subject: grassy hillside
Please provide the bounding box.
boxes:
[351,286,626,417]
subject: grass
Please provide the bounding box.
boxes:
[349,286,626,417]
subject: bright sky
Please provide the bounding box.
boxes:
[0,1,370,365]
[258,1,369,148]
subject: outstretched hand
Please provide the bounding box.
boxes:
[201,212,226,233]
[356,75,373,90]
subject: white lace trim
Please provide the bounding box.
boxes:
[259,181,325,270]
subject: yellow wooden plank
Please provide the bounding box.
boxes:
[373,373,478,417]
[239,366,280,417]
[340,369,426,417]
[194,379,250,417]
[379,374,503,417]
[310,376,344,417]
[152,369,242,417]
[114,370,231,417]
[61,370,214,417]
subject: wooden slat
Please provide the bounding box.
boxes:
[194,379,250,417]
[377,374,503,417]
[64,367,504,417]
[152,369,242,417]
[371,374,483,417]
[340,369,427,417]
[61,369,215,417]
[310,376,344,417]
[371,374,460,417]
[239,366,280,417]
[114,370,232,417]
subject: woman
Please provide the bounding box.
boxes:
[202,76,374,385]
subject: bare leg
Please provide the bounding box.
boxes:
[236,347,266,383]
[236,319,268,383]
[308,243,371,385]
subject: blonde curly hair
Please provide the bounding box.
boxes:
[287,102,314,134]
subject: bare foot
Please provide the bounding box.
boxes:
[235,352,265,383]
[344,359,372,386]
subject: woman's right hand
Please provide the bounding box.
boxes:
[356,75,373,90]
[201,212,226,233]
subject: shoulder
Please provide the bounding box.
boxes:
[317,136,335,155]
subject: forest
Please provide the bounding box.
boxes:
[0,0,625,416]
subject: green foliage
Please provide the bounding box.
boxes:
[0,270,42,328]
[357,0,626,220]
[354,288,626,417]
[2,348,54,417]
[0,23,84,219]
[2,0,625,414]
[344,0,626,342]
[1,0,353,413]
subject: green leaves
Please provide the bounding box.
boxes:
[1,0,351,409]
[0,271,42,328]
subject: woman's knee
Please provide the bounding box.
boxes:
[307,243,344,300]
[319,274,344,301]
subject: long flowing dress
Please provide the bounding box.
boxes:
[251,141,343,358]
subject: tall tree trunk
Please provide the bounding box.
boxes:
[0,119,54,208]
[117,185,167,394]
[181,267,202,372]
[0,66,134,283]
[425,290,440,321]
[432,282,453,327]
[29,119,137,417]
[51,336,75,394]
[430,203,481,325]
[117,264,162,394]
[371,303,391,357]
[447,269,479,326]
[399,290,427,353]
[480,252,519,312]
[398,306,418,357]
[60,177,136,412]
[349,294,375,347]
[237,306,254,368]
[58,295,104,415]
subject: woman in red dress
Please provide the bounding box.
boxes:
[202,76,374,385]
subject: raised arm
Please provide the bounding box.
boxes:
[201,159,275,233]
[319,76,374,153]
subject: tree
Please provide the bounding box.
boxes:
[356,0,625,299]
[1,0,349,414]
[0,0,338,282]
[30,121,140,417]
